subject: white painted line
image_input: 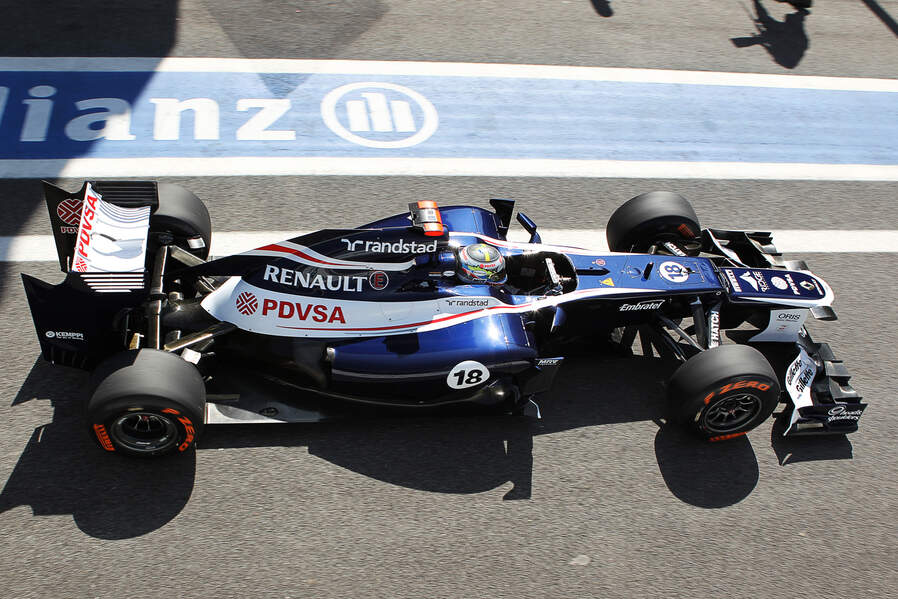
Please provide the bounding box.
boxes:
[3,157,898,181]
[3,230,897,263]
[1,57,897,92]
[0,235,59,262]
[510,229,898,254]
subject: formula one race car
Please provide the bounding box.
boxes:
[23,182,865,456]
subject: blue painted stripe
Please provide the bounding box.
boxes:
[0,70,895,164]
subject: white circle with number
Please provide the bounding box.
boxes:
[659,261,690,283]
[447,360,490,389]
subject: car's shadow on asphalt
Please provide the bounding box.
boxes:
[769,410,855,466]
[2,351,855,538]
[0,359,195,540]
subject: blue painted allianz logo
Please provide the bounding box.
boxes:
[0,81,437,151]
[320,82,438,148]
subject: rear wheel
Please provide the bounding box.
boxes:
[150,183,212,259]
[87,349,206,457]
[606,191,701,253]
[668,345,780,441]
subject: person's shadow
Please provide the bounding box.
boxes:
[590,0,614,17]
[731,0,809,69]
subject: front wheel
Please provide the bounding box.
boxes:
[606,190,701,253]
[87,349,206,457]
[667,345,780,441]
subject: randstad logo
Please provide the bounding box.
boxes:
[320,82,439,148]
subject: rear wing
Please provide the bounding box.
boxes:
[23,181,161,369]
[43,180,159,273]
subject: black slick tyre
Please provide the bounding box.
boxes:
[87,349,206,457]
[668,345,780,441]
[151,183,212,259]
[606,191,701,253]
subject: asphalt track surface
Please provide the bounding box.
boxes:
[2,1,898,598]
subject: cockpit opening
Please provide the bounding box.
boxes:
[504,251,577,296]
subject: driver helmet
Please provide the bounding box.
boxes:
[457,243,507,284]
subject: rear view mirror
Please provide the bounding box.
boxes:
[516,212,541,244]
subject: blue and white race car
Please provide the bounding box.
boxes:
[23,181,865,456]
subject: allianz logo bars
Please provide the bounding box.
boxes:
[321,82,439,148]
[345,91,416,133]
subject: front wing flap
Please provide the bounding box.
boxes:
[782,339,866,436]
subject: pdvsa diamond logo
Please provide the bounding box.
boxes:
[235,291,258,315]
[321,82,438,148]
[57,198,83,226]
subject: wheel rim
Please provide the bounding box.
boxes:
[703,393,762,434]
[109,412,179,453]
[632,233,694,254]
